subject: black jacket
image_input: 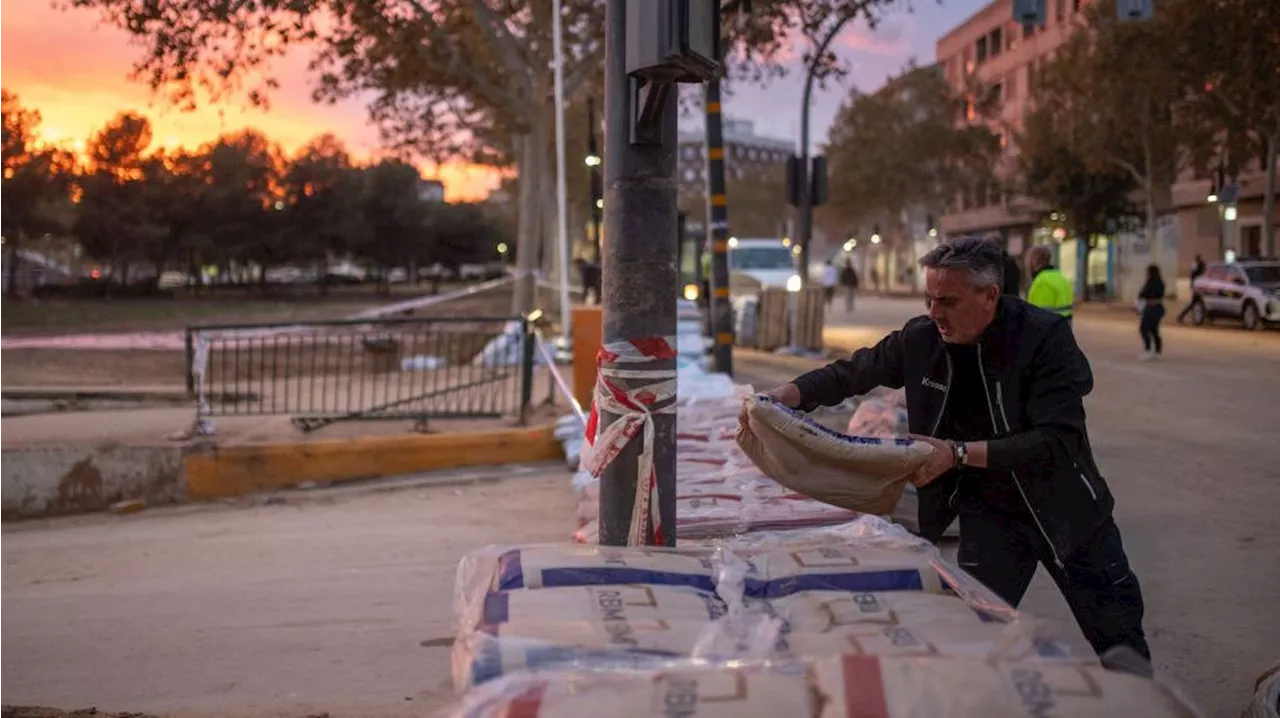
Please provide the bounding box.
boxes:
[792,296,1112,566]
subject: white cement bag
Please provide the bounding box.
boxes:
[454,619,712,690]
[736,394,933,515]
[446,664,815,718]
[728,543,945,599]
[813,655,1202,718]
[484,545,719,592]
[768,591,1079,664]
[475,585,726,628]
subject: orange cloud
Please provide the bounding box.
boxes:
[1,2,500,201]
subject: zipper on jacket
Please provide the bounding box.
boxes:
[1074,461,1098,501]
[979,347,1064,569]
[930,354,960,510]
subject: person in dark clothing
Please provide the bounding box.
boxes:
[1176,254,1206,323]
[840,259,859,312]
[1138,264,1166,360]
[573,257,602,305]
[1001,250,1022,296]
[762,237,1151,672]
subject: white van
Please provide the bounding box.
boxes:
[728,237,800,293]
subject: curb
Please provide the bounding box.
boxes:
[2,424,565,518]
[183,423,564,500]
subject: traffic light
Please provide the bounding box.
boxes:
[810,155,828,207]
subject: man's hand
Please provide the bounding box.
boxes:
[907,434,956,488]
[764,383,803,408]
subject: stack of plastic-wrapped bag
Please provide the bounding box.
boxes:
[443,516,1202,717]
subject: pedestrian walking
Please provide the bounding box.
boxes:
[840,258,859,312]
[1176,254,1206,323]
[821,259,839,307]
[574,257,602,305]
[1138,264,1166,360]
[762,237,1151,672]
[1025,245,1075,324]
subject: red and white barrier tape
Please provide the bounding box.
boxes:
[581,336,678,545]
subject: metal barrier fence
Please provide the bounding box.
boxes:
[186,316,534,432]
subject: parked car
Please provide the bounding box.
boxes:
[1188,258,1280,330]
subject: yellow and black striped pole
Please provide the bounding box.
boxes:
[703,79,734,375]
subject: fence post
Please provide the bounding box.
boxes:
[519,320,535,425]
[184,328,195,397]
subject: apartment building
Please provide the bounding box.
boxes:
[935,0,1083,254]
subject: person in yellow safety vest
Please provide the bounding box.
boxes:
[1026,244,1075,322]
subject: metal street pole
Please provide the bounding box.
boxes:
[796,16,854,286]
[703,79,734,376]
[598,0,680,546]
[553,0,572,343]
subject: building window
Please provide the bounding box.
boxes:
[1055,0,1065,23]
[990,83,1003,106]
[1006,72,1017,99]
[976,36,988,63]
[990,28,1002,58]
[1023,23,1035,39]
[1073,0,1082,11]
[682,146,697,160]
[748,148,758,161]
[683,168,697,182]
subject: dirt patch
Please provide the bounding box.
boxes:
[1,350,188,388]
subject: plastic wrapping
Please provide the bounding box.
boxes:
[812,655,1204,718]
[443,655,1202,718]
[441,661,814,718]
[450,517,1085,691]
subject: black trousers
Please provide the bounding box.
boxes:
[1140,304,1165,353]
[957,507,1151,667]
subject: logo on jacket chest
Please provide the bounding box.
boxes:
[921,376,948,393]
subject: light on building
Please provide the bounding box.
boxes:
[791,245,802,256]
[1224,206,1238,221]
[727,236,739,248]
[496,242,509,254]
[871,233,882,244]
[584,153,601,167]
[1050,212,1060,221]
[928,228,939,238]
[595,198,604,209]
[1052,227,1067,240]
[1207,192,1219,203]
[786,275,803,293]
[274,200,285,210]
[843,239,856,252]
[1225,249,1237,264]
[683,283,699,301]
[781,237,792,247]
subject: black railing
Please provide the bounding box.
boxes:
[186,316,534,432]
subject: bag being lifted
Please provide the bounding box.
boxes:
[735,393,934,515]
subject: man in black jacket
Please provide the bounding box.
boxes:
[765,237,1150,667]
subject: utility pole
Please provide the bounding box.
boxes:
[597,0,719,546]
[703,79,734,376]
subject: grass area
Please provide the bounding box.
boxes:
[0,283,511,336]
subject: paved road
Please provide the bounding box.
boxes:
[736,294,1280,716]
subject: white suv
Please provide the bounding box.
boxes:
[1189,259,1280,330]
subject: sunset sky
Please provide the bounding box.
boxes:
[2,1,984,201]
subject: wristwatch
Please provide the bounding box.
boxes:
[951,440,969,468]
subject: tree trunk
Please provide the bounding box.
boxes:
[512,119,548,315]
[1141,130,1160,271]
[1264,127,1278,257]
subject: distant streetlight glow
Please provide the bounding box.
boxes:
[728,236,739,248]
[843,239,856,252]
[1224,206,1238,221]
[870,233,882,245]
[786,275,803,293]
[595,198,604,209]
[928,228,939,238]
[496,242,509,254]
[1207,192,1219,203]
[585,153,601,167]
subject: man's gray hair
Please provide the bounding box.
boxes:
[918,236,1005,288]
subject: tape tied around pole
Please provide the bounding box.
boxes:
[580,336,678,546]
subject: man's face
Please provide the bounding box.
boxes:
[925,267,999,344]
